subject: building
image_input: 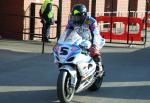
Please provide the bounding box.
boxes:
[0,0,149,40]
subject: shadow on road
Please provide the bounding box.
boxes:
[103,46,150,82]
[0,49,57,86]
[0,90,59,103]
[0,49,60,103]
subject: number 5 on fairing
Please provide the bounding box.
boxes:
[60,47,69,55]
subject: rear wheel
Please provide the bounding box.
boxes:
[88,65,104,91]
[57,70,75,103]
[88,76,103,91]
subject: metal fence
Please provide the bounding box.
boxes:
[95,11,150,46]
[23,3,59,41]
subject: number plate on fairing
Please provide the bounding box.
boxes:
[56,44,81,63]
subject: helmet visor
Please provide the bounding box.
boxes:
[70,14,85,25]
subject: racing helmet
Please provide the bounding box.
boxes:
[71,4,87,25]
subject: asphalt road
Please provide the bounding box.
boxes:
[0,40,150,103]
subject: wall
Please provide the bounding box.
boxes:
[117,0,129,17]
[137,0,146,19]
[0,0,24,39]
[96,0,105,16]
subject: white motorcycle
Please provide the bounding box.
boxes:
[53,30,105,103]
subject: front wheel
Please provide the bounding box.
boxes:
[57,70,75,103]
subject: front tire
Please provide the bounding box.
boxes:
[57,70,75,103]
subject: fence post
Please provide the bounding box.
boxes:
[91,0,96,18]
[57,0,62,41]
[127,0,131,44]
[110,0,114,43]
[30,3,35,40]
[144,0,149,46]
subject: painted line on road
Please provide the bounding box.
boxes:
[0,81,149,93]
[102,81,150,87]
[0,86,56,93]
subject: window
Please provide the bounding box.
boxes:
[129,0,138,17]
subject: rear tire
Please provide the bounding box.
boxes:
[57,70,75,103]
[88,65,104,91]
[88,76,103,91]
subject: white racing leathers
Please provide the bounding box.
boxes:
[64,15,105,50]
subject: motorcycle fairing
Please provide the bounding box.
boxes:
[53,43,82,64]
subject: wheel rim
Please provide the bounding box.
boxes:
[64,75,74,100]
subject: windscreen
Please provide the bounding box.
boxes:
[58,30,82,45]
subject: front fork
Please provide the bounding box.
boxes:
[59,65,77,87]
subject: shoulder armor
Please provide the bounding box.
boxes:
[85,16,96,25]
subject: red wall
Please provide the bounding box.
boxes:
[0,0,24,39]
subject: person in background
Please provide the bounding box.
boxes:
[40,0,54,42]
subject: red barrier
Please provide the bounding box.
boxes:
[96,16,143,41]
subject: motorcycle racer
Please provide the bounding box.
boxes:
[58,4,105,75]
